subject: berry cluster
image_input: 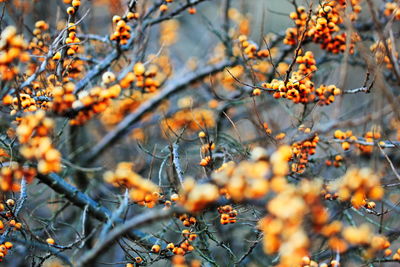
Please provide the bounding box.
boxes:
[263,51,318,103]
[385,247,400,261]
[119,62,161,93]
[238,35,270,59]
[11,94,37,113]
[165,230,196,256]
[370,39,399,70]
[171,256,201,267]
[384,2,400,20]
[178,178,219,212]
[258,180,328,266]
[315,84,341,105]
[16,111,61,174]
[110,16,132,45]
[291,133,319,174]
[0,163,36,192]
[0,26,30,81]
[66,22,81,57]
[66,0,81,15]
[325,222,390,256]
[299,256,342,267]
[0,199,25,261]
[161,108,215,135]
[212,160,269,201]
[104,162,160,208]
[29,21,50,62]
[284,1,360,54]
[331,168,384,209]
[0,242,13,263]
[198,131,215,168]
[51,82,76,113]
[70,73,121,125]
[101,90,150,126]
[218,205,237,225]
[178,213,197,227]
[261,51,341,105]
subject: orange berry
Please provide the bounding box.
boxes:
[67,7,75,15]
[171,193,179,202]
[134,62,145,76]
[167,243,175,250]
[52,52,61,60]
[4,242,12,249]
[160,4,168,12]
[341,141,350,150]
[72,0,80,7]
[188,7,196,14]
[385,249,392,256]
[151,244,160,253]
[252,88,261,96]
[6,199,15,206]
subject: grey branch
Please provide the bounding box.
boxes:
[76,207,180,267]
[342,87,370,94]
[0,177,27,244]
[36,172,156,249]
[172,142,184,187]
[83,59,237,163]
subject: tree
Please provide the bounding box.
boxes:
[0,0,400,266]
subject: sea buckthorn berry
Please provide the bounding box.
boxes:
[189,234,197,241]
[102,71,116,84]
[160,4,168,12]
[341,141,350,150]
[112,15,121,23]
[198,131,206,138]
[151,244,160,253]
[252,88,261,96]
[52,52,61,60]
[167,243,175,250]
[330,260,340,267]
[126,12,135,20]
[182,229,190,238]
[72,0,80,7]
[134,62,145,76]
[67,7,75,15]
[171,193,179,202]
[135,257,142,263]
[14,222,22,230]
[199,156,211,166]
[6,199,14,206]
[188,7,196,14]
[46,238,55,245]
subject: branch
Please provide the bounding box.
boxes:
[0,177,27,243]
[83,59,237,163]
[9,237,73,266]
[73,0,209,95]
[172,142,184,188]
[76,207,180,267]
[289,108,392,145]
[35,173,156,249]
[36,173,111,222]
[342,87,370,94]
[378,145,400,182]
